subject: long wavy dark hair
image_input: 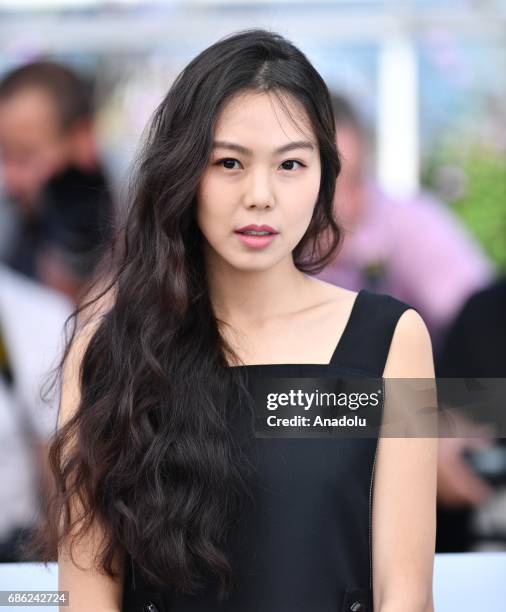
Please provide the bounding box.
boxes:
[23,27,342,601]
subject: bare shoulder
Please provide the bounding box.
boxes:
[60,282,117,430]
[391,308,433,356]
[383,308,435,378]
[76,280,118,331]
[66,281,117,375]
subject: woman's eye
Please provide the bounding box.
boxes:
[217,158,240,170]
[280,160,305,171]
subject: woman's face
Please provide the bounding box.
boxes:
[196,90,321,272]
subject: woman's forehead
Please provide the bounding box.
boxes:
[214,90,316,146]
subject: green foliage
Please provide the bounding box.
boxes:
[422,145,506,272]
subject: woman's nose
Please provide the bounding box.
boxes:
[243,167,274,209]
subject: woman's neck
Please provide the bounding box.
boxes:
[207,255,309,328]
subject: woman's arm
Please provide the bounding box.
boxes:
[57,297,124,612]
[372,308,438,612]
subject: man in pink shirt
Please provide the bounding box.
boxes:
[316,95,495,351]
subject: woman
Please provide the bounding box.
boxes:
[27,29,437,611]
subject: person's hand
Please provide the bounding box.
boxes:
[437,410,495,508]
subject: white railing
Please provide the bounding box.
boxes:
[0,552,505,611]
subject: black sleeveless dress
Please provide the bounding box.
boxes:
[122,289,417,612]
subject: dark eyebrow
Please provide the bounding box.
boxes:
[212,140,315,156]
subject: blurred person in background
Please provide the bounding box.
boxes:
[316,93,499,556]
[0,60,116,302]
[436,277,506,553]
[315,93,495,353]
[0,262,71,561]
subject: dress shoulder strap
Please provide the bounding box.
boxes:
[329,289,419,377]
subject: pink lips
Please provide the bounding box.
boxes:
[236,224,278,234]
[234,224,279,250]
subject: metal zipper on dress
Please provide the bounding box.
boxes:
[368,439,378,590]
[369,375,385,590]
